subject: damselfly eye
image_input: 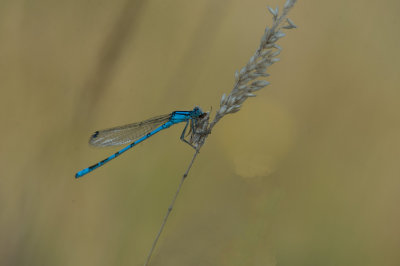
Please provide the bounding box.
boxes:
[193,106,203,115]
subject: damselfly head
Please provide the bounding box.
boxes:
[192,106,204,117]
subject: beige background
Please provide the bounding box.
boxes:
[1,0,399,265]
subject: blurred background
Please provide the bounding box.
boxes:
[1,0,399,265]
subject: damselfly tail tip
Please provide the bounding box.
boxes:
[75,170,87,179]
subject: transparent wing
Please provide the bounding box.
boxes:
[89,114,171,147]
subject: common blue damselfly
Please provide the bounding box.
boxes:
[75,107,204,178]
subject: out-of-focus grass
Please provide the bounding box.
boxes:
[1,0,399,265]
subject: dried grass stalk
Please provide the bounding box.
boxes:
[145,1,297,265]
[191,0,298,148]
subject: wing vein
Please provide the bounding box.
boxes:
[89,114,171,147]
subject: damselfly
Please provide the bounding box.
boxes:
[75,107,204,178]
